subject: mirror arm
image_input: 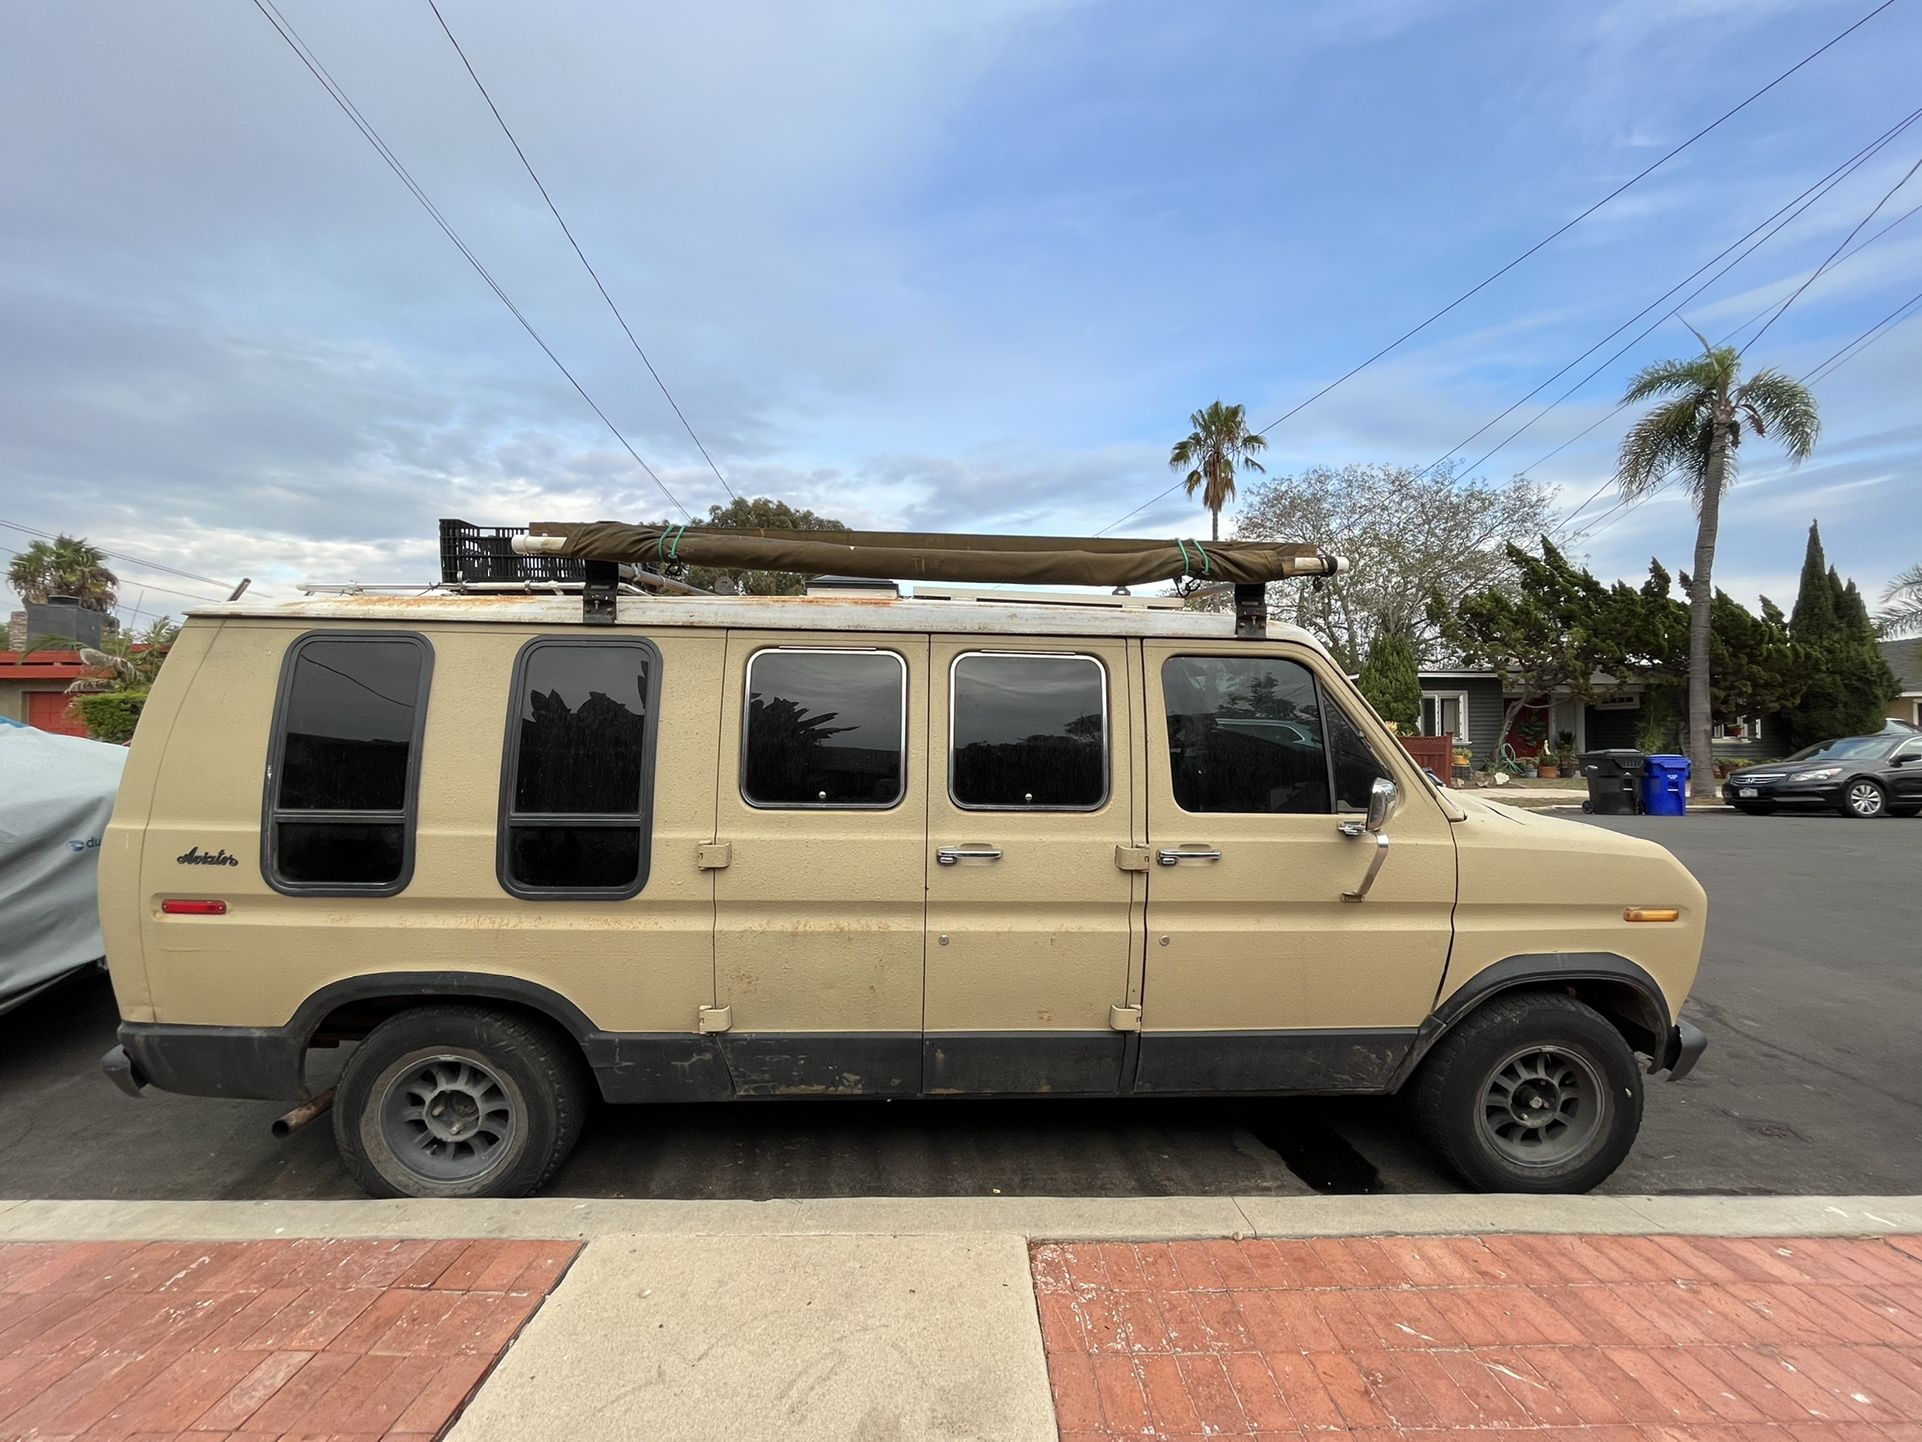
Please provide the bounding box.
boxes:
[1342,832,1391,903]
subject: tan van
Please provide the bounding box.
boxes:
[98,524,1707,1198]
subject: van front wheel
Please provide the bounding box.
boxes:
[333,1005,588,1199]
[1411,992,1643,1194]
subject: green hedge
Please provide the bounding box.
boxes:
[72,689,148,745]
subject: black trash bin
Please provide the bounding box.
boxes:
[1578,749,1647,815]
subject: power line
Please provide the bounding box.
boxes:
[425,0,737,505]
[0,516,237,593]
[1803,286,1922,385]
[1093,0,1898,538]
[1537,139,1922,542]
[1568,288,1922,547]
[1421,107,1922,494]
[1742,146,1922,354]
[247,0,692,521]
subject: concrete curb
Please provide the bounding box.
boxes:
[1,1193,1916,1242]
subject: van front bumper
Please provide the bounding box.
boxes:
[102,1022,309,1102]
[1660,1018,1708,1080]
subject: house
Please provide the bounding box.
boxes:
[1880,639,1922,728]
[0,647,90,736]
[1413,667,1791,770]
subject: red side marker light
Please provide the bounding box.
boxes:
[161,899,228,916]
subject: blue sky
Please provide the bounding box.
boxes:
[2,0,1917,626]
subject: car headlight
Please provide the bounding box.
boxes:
[1790,766,1841,782]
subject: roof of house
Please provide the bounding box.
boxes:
[0,649,88,683]
[1880,638,1922,694]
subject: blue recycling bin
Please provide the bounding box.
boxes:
[1639,754,1691,816]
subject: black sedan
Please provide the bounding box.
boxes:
[1724,731,1922,818]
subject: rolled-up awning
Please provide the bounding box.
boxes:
[516,521,1346,589]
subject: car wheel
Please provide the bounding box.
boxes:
[1411,992,1643,1194]
[333,1004,588,1199]
[1732,803,1775,815]
[1843,779,1888,818]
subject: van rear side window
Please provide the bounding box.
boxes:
[265,633,432,894]
[499,638,658,898]
[742,648,906,808]
[950,652,1108,810]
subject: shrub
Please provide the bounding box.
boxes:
[72,689,147,744]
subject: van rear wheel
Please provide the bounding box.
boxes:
[333,1005,588,1199]
[1411,992,1642,1194]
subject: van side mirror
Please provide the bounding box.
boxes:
[1364,776,1399,833]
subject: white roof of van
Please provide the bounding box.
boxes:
[188,590,1326,648]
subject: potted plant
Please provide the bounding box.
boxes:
[1553,730,1577,779]
[1516,713,1549,776]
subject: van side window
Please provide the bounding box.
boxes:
[1162,654,1332,814]
[500,638,657,898]
[743,649,905,808]
[266,633,432,894]
[950,652,1107,809]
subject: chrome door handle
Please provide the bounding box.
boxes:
[1156,847,1222,865]
[936,846,1003,865]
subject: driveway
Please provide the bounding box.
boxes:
[0,811,1915,1200]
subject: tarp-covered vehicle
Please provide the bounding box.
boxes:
[0,721,126,1014]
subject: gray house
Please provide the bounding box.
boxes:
[1881,639,1922,728]
[1413,668,1790,770]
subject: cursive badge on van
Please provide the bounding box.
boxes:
[177,846,241,867]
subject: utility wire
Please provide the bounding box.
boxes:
[1569,291,1922,546]
[1537,144,1922,541]
[1094,0,1898,538]
[1418,107,1922,490]
[425,0,737,504]
[1742,145,1922,354]
[0,516,238,594]
[248,0,692,521]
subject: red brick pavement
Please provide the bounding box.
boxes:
[1034,1233,1922,1439]
[0,1237,578,1441]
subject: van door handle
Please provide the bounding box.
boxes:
[1156,847,1222,865]
[937,846,1003,865]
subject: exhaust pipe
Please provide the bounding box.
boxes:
[272,1088,335,1140]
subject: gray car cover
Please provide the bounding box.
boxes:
[0,723,126,1013]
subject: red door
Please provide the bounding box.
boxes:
[27,691,86,737]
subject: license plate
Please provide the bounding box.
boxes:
[1738,787,1758,798]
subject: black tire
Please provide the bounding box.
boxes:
[1841,778,1888,819]
[1732,803,1775,816]
[333,1004,589,1199]
[1411,992,1643,1194]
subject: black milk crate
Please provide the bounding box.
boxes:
[439,518,586,584]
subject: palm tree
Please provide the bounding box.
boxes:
[1169,401,1267,542]
[1615,339,1818,796]
[5,535,118,611]
[1877,564,1922,639]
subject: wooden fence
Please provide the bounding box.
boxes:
[1397,731,1455,785]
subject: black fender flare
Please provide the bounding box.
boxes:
[1389,951,1679,1090]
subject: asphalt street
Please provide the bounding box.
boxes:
[1,810,1916,1200]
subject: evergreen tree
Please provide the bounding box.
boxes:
[1783,521,1899,748]
[1357,631,1422,732]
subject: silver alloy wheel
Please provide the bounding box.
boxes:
[378,1052,518,1185]
[1476,1045,1605,1168]
[1847,781,1885,817]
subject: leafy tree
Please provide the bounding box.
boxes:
[1169,401,1267,543]
[1238,461,1554,670]
[5,535,119,611]
[1782,522,1897,748]
[1614,341,1818,795]
[673,496,849,595]
[1876,563,1922,638]
[1430,538,1639,746]
[1356,632,1421,732]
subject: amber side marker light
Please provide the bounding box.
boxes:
[161,899,228,916]
[1624,906,1680,923]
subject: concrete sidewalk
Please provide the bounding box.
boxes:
[1,1195,1918,1441]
